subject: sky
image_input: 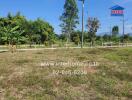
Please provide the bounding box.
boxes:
[0,0,132,35]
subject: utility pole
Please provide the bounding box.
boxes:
[122,15,125,43]
[79,0,85,48]
[109,26,112,40]
[121,15,127,43]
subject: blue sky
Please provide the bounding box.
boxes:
[0,0,132,35]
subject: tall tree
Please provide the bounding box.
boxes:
[60,0,79,43]
[87,17,100,46]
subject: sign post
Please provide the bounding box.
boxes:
[110,5,125,43]
[122,15,125,43]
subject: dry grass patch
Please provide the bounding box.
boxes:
[0,47,132,99]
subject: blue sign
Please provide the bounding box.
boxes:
[110,5,124,16]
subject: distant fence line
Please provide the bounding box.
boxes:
[0,42,132,51]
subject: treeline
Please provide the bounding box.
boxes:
[58,29,132,45]
[0,12,56,46]
[59,17,132,45]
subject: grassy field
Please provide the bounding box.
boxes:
[0,47,132,100]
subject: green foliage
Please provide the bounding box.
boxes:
[0,12,56,46]
[87,17,100,46]
[71,31,80,45]
[102,34,111,42]
[124,34,130,42]
[110,36,120,43]
[60,0,79,42]
[112,26,119,37]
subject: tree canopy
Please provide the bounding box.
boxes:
[60,0,79,42]
[0,12,56,46]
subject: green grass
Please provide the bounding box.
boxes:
[0,47,132,99]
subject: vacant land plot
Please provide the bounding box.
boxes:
[0,47,132,100]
